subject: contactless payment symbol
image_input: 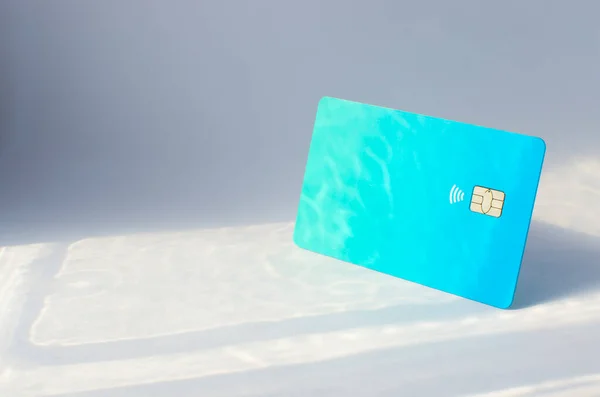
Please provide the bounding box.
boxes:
[471,186,505,218]
[449,184,465,204]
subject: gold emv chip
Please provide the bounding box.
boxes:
[471,186,505,218]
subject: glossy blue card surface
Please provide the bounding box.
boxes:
[293,97,546,308]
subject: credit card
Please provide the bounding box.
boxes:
[293,97,546,308]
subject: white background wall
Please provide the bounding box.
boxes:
[1,0,599,242]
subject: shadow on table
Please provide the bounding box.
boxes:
[512,221,600,308]
[46,317,600,397]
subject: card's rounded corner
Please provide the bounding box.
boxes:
[498,297,516,310]
[291,226,306,249]
[533,136,547,153]
[317,96,333,107]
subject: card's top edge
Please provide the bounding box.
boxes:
[317,96,546,152]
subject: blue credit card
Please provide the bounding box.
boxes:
[293,97,546,308]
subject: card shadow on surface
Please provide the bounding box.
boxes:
[512,220,600,309]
